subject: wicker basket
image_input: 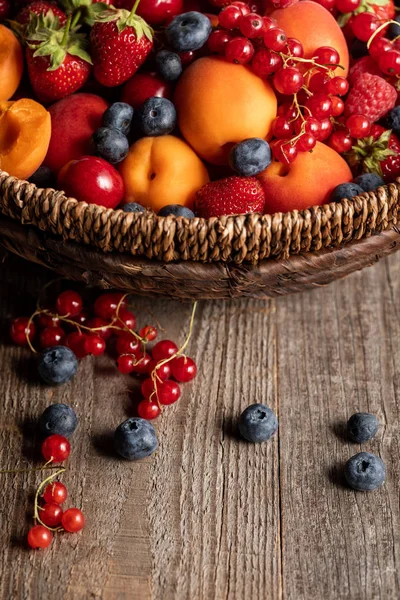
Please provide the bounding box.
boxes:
[0,169,399,298]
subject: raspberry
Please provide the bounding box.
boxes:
[348,56,382,85]
[344,74,397,122]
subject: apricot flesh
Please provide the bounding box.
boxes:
[0,99,51,180]
[0,25,24,101]
[175,57,277,165]
[119,135,209,211]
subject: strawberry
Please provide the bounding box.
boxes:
[90,2,153,87]
[346,125,400,183]
[16,1,67,26]
[344,73,397,122]
[26,15,92,103]
[195,177,265,218]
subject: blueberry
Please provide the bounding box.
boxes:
[352,173,385,192]
[155,50,183,81]
[114,417,158,460]
[238,403,278,443]
[388,15,400,40]
[39,403,78,438]
[93,127,129,164]
[347,412,379,443]
[329,182,364,203]
[38,346,78,385]
[136,97,177,137]
[158,204,195,218]
[102,102,134,136]
[28,165,55,188]
[344,452,386,491]
[166,11,212,52]
[384,106,400,136]
[229,138,272,177]
[123,202,145,213]
[350,38,368,59]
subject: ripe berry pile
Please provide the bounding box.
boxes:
[10,288,198,421]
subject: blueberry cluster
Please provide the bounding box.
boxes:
[330,172,385,203]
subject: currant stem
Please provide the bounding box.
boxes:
[33,468,66,531]
[367,20,399,48]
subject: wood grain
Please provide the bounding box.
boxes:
[0,252,399,599]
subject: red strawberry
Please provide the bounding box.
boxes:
[16,1,67,26]
[348,56,382,85]
[346,126,400,183]
[195,177,265,218]
[26,16,92,103]
[344,73,397,122]
[90,3,153,87]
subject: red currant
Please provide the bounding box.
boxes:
[208,29,232,54]
[296,133,317,152]
[61,508,85,532]
[352,13,379,42]
[273,67,304,95]
[39,326,65,349]
[158,380,181,405]
[262,16,276,32]
[346,114,371,138]
[10,317,36,346]
[142,377,158,398]
[219,5,242,29]
[239,13,264,38]
[327,76,349,96]
[277,103,298,120]
[39,502,63,527]
[335,0,360,12]
[263,27,287,51]
[86,317,113,340]
[225,37,254,64]
[42,434,70,463]
[84,334,106,356]
[138,399,161,420]
[271,116,294,139]
[56,291,83,317]
[27,525,52,549]
[115,308,136,333]
[115,332,140,355]
[231,1,251,15]
[328,130,353,153]
[64,331,89,359]
[170,356,197,382]
[308,71,330,93]
[131,352,152,374]
[286,37,304,59]
[139,325,158,342]
[369,37,393,61]
[152,340,178,361]
[36,312,61,329]
[378,50,400,75]
[313,0,335,10]
[318,118,333,141]
[294,116,321,137]
[306,93,333,119]
[330,96,345,117]
[94,293,127,320]
[178,51,196,65]
[270,139,298,164]
[43,481,67,505]
[71,310,89,327]
[313,46,340,65]
[117,354,135,374]
[147,360,171,381]
[252,48,283,76]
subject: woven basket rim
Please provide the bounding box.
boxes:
[0,169,399,265]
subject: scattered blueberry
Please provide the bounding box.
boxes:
[114,417,158,460]
[158,204,195,218]
[238,403,278,443]
[350,39,368,59]
[344,452,386,491]
[136,97,177,137]
[352,173,385,192]
[39,403,78,438]
[92,127,129,164]
[329,182,364,203]
[384,106,400,136]
[155,50,183,82]
[29,165,55,188]
[347,412,379,443]
[123,202,145,213]
[38,346,78,385]
[388,15,400,40]
[229,138,272,177]
[102,102,134,136]
[166,12,212,52]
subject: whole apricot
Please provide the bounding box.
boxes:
[258,141,352,214]
[0,98,51,180]
[0,25,24,101]
[271,1,349,77]
[119,135,209,211]
[175,57,277,165]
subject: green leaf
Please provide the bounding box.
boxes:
[67,42,93,64]
[337,12,351,27]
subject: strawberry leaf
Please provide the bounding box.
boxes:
[94,7,153,41]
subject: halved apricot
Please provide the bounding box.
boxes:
[0,99,51,179]
[0,25,24,101]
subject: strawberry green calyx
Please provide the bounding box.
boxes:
[27,15,92,71]
[94,2,153,41]
[345,130,396,177]
[60,0,111,26]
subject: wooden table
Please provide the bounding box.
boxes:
[0,252,399,600]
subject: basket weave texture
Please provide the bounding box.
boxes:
[1,170,400,265]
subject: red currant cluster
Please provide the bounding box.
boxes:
[28,435,84,550]
[10,288,197,421]
[350,15,400,76]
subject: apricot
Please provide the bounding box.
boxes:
[0,98,51,180]
[0,25,24,101]
[271,1,349,77]
[119,135,209,211]
[258,141,352,214]
[174,57,277,165]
